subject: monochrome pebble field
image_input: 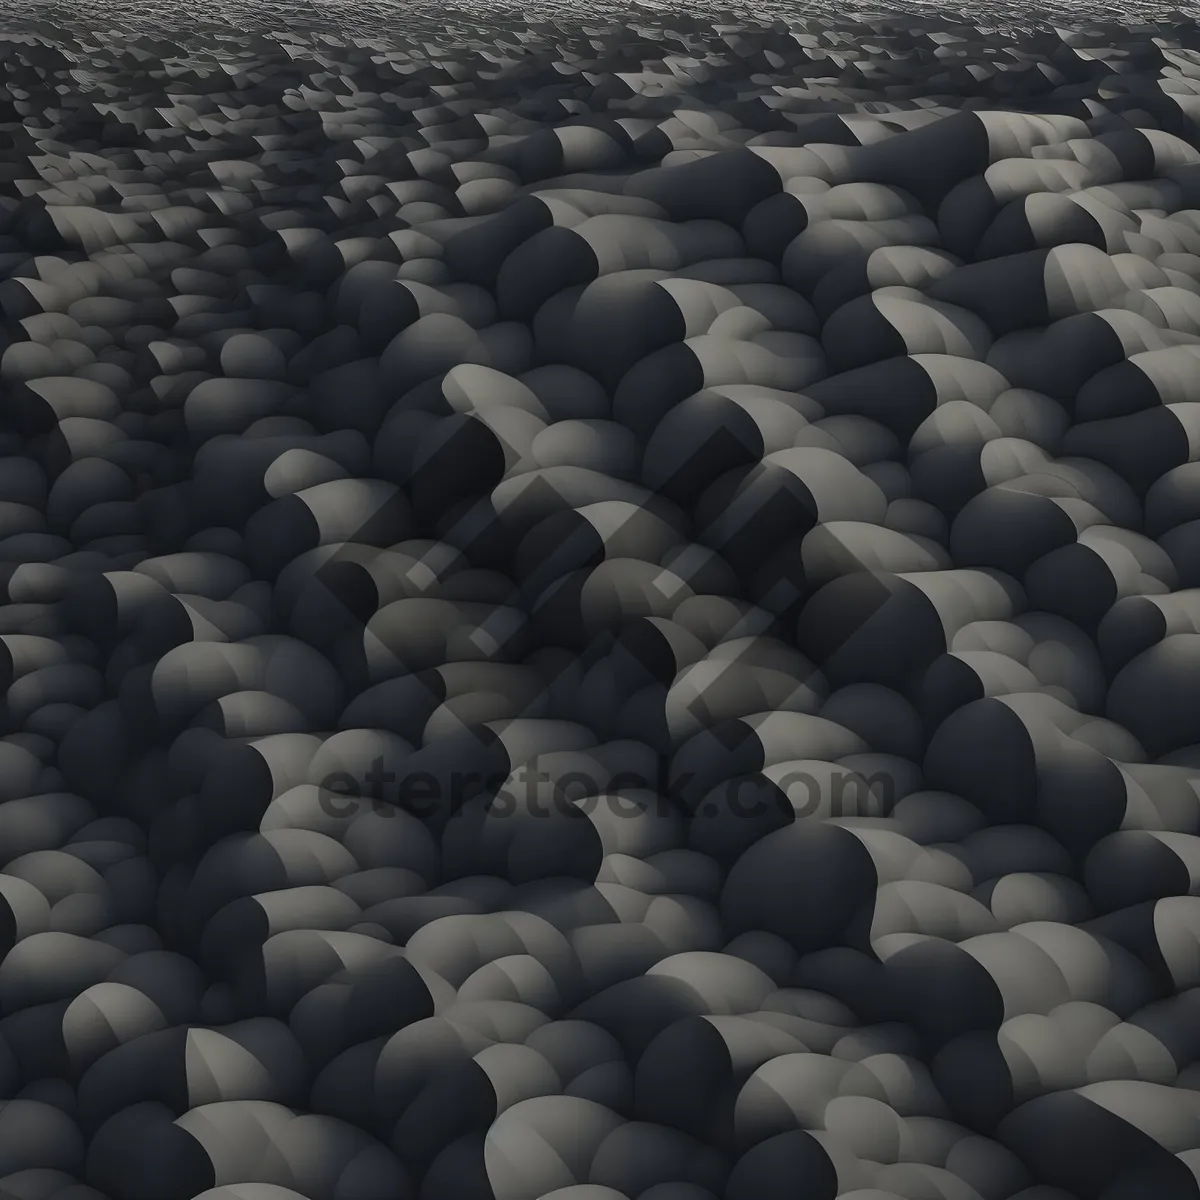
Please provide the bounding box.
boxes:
[0,6,1199,1198]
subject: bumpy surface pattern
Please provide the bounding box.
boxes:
[2,11,1200,1200]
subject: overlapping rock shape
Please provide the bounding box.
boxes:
[2,13,1200,1200]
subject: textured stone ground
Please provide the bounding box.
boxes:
[1,11,1200,1200]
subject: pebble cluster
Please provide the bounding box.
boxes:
[2,11,1200,1200]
